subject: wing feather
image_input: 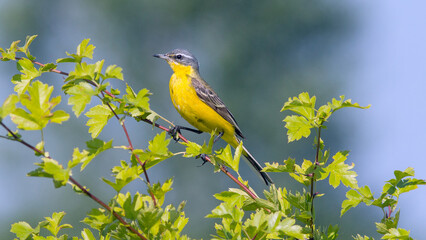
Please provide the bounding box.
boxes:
[191,77,244,139]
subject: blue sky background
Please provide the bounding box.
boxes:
[0,1,425,239]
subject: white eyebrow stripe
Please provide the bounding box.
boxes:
[179,53,193,59]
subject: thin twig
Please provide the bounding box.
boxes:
[309,127,322,237]
[0,121,147,240]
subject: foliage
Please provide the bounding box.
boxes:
[1,36,424,240]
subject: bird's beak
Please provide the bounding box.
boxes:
[153,53,168,60]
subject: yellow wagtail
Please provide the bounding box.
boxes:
[154,49,273,185]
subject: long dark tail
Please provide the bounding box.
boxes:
[242,145,273,185]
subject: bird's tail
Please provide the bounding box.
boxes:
[241,145,273,185]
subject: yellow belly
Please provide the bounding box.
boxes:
[169,73,238,146]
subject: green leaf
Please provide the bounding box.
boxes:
[328,95,371,112]
[50,110,70,124]
[10,108,43,130]
[57,39,95,63]
[104,65,124,80]
[69,148,92,169]
[41,158,70,187]
[213,191,246,208]
[341,186,374,216]
[215,143,241,172]
[11,81,69,130]
[85,104,113,138]
[44,212,72,236]
[103,160,140,192]
[66,82,97,117]
[81,228,96,240]
[263,158,296,173]
[276,218,307,239]
[67,61,100,82]
[281,92,316,119]
[353,234,374,240]
[382,228,412,240]
[82,208,112,231]
[1,39,20,60]
[133,132,173,170]
[283,115,312,142]
[71,139,112,170]
[77,39,95,59]
[149,178,174,206]
[40,63,57,72]
[10,221,36,239]
[123,85,152,117]
[323,151,358,189]
[12,58,41,95]
[18,35,37,60]
[206,202,244,222]
[0,94,19,119]
[148,131,171,156]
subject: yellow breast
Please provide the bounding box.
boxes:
[168,65,237,146]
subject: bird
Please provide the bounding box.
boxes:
[153,49,273,185]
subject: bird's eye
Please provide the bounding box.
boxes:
[175,54,182,60]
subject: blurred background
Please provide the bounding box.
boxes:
[1,0,425,239]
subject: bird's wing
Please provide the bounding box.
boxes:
[191,77,244,138]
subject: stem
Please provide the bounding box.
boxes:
[310,127,322,237]
[0,121,147,240]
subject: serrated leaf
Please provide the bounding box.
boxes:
[12,58,41,95]
[85,104,113,138]
[50,110,70,124]
[328,95,371,112]
[11,81,68,130]
[148,132,171,156]
[10,108,42,130]
[323,151,358,189]
[41,158,70,187]
[123,85,152,117]
[40,63,57,72]
[263,158,295,173]
[215,144,240,172]
[1,40,20,60]
[103,160,140,192]
[77,39,95,59]
[283,115,312,142]
[19,35,37,60]
[0,94,19,119]
[81,228,96,240]
[382,228,412,240]
[70,139,112,171]
[10,221,36,239]
[104,65,124,80]
[276,218,307,239]
[66,82,97,117]
[44,212,72,236]
[281,92,316,119]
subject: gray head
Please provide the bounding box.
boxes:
[153,49,199,70]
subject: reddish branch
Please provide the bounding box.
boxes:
[0,121,147,240]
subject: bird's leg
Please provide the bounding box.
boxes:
[195,132,224,166]
[196,153,209,166]
[214,131,224,143]
[169,125,203,142]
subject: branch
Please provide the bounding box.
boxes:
[0,121,147,240]
[309,127,322,237]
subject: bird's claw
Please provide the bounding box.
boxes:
[196,154,209,166]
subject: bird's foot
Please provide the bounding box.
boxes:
[196,154,209,166]
[169,125,202,142]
